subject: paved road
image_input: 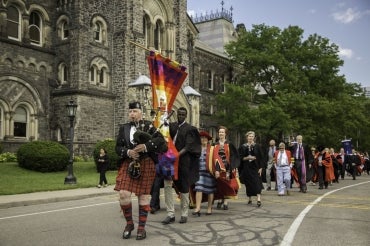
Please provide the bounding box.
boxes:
[0,176,369,246]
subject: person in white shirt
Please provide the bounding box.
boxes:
[274,142,293,196]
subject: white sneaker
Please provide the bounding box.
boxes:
[97,184,102,188]
[103,184,108,187]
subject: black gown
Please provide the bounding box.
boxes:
[238,143,263,196]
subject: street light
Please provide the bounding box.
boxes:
[64,99,77,184]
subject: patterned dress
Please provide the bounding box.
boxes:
[194,147,216,194]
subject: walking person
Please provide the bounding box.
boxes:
[161,107,201,225]
[97,148,109,188]
[210,126,240,210]
[115,101,167,240]
[290,135,311,193]
[265,139,277,191]
[314,145,332,189]
[238,131,263,207]
[274,142,293,196]
[191,131,216,216]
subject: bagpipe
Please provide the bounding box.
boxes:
[145,46,188,180]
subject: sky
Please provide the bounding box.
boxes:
[187,0,370,87]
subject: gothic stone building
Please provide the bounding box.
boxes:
[0,0,239,155]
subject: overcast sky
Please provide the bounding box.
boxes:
[187,0,370,87]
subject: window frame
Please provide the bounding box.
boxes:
[7,5,21,41]
[29,11,43,46]
[13,106,28,138]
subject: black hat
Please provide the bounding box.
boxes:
[129,101,141,109]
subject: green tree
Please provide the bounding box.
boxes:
[216,24,370,150]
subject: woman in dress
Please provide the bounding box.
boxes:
[238,131,263,207]
[210,126,240,210]
[191,131,216,216]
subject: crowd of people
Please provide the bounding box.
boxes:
[112,101,370,241]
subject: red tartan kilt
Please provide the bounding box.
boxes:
[114,157,156,195]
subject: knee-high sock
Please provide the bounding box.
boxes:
[138,205,150,230]
[120,203,133,225]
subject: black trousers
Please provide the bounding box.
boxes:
[317,165,328,188]
[150,175,163,209]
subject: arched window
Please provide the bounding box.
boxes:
[14,107,27,137]
[29,11,42,46]
[94,22,102,42]
[58,63,68,84]
[62,20,69,39]
[154,21,161,51]
[89,65,98,84]
[143,16,149,48]
[99,68,104,84]
[91,16,107,46]
[7,6,21,40]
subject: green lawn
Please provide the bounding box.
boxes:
[0,162,117,195]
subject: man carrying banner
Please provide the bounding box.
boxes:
[161,107,201,224]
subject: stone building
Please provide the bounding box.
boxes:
[0,0,240,155]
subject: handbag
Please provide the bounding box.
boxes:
[227,170,241,191]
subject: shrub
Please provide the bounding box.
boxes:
[17,141,69,172]
[0,152,17,162]
[93,139,120,171]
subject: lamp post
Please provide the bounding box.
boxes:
[64,99,77,184]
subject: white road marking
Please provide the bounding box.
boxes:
[0,201,117,220]
[280,181,370,246]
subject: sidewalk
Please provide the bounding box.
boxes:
[0,186,116,209]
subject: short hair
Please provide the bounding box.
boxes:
[245,131,255,137]
[178,107,187,114]
[279,142,285,148]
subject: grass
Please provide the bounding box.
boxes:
[0,162,117,195]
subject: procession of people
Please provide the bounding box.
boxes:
[114,102,369,241]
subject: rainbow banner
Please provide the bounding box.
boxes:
[147,51,187,180]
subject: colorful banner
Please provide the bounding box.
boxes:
[147,51,187,179]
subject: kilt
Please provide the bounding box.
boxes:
[114,157,156,195]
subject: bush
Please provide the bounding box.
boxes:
[93,139,120,171]
[0,152,17,162]
[17,141,69,172]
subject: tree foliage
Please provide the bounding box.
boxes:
[216,24,370,151]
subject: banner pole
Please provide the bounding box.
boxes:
[129,40,151,52]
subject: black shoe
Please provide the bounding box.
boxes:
[266,187,271,191]
[223,204,228,210]
[122,224,134,239]
[216,201,223,209]
[179,216,187,224]
[192,210,201,217]
[150,207,160,214]
[319,186,323,189]
[247,200,252,205]
[257,201,262,207]
[136,229,146,240]
[161,216,175,225]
